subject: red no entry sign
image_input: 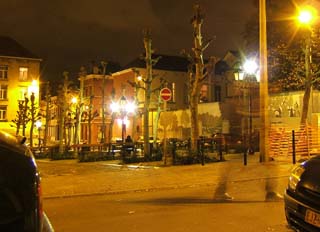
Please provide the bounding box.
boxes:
[160,87,172,101]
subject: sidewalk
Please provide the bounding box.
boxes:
[37,153,296,199]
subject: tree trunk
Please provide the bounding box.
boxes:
[44,82,50,148]
[143,30,152,159]
[189,4,205,151]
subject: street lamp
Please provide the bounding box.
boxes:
[35,120,42,148]
[110,96,136,143]
[235,59,259,156]
[244,59,259,155]
[297,7,316,26]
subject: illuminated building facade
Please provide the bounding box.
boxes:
[0,36,41,134]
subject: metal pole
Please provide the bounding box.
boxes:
[292,130,296,164]
[259,0,269,162]
[163,101,167,165]
[122,116,126,143]
[249,85,253,154]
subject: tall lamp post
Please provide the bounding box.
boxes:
[119,96,128,142]
[235,59,259,155]
[110,96,136,142]
[35,120,42,149]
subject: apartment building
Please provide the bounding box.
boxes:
[0,36,41,134]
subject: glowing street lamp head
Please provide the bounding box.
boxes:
[110,101,119,113]
[71,97,78,104]
[243,59,258,75]
[298,7,317,25]
[35,120,42,129]
[126,101,136,114]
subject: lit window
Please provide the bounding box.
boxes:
[0,66,8,80]
[19,87,28,100]
[0,106,7,120]
[19,67,28,81]
[200,85,208,102]
[0,85,8,100]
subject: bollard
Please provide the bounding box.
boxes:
[292,130,296,164]
[244,149,247,166]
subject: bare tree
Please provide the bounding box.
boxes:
[57,72,73,154]
[29,92,40,148]
[186,4,215,151]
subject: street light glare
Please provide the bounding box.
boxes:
[299,10,313,24]
[35,120,42,128]
[110,101,119,113]
[243,59,258,75]
[298,7,317,25]
[71,97,78,104]
[126,101,136,114]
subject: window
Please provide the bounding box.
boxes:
[0,66,8,80]
[214,85,221,102]
[0,85,7,100]
[84,86,93,97]
[19,67,28,81]
[18,87,28,100]
[0,106,7,121]
[200,85,208,103]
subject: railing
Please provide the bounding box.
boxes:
[32,136,240,164]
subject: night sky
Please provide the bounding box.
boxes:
[0,0,256,82]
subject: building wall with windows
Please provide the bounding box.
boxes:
[0,37,41,134]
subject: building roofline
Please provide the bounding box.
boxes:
[112,68,135,76]
[0,55,42,62]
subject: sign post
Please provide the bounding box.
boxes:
[160,88,172,165]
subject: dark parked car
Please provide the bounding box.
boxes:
[0,131,54,231]
[284,155,320,231]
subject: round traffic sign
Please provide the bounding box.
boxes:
[160,87,172,101]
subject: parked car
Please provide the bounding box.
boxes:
[0,130,54,231]
[284,155,320,231]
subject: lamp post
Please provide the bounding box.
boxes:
[235,59,259,156]
[119,96,128,142]
[35,120,42,149]
[110,95,136,143]
[243,59,259,155]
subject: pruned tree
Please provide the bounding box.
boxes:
[127,29,163,160]
[57,71,73,154]
[183,4,215,152]
[29,92,41,148]
[12,100,28,136]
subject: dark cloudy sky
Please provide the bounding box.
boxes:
[0,0,256,81]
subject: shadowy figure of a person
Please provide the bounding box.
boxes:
[213,160,233,201]
[213,153,283,202]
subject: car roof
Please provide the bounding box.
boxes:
[0,131,28,155]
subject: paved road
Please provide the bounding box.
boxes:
[43,179,294,232]
[37,153,297,231]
